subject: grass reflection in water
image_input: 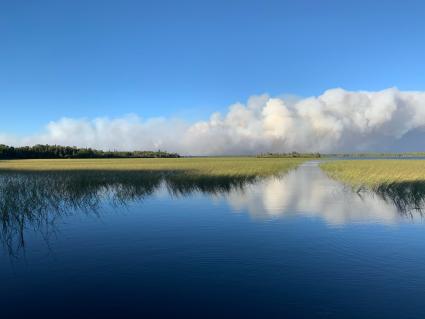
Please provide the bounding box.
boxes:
[0,170,258,256]
[321,160,425,216]
[374,182,425,216]
[1,166,425,257]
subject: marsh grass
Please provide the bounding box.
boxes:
[320,160,425,215]
[0,170,254,256]
[320,160,425,188]
[0,157,305,177]
[0,158,305,256]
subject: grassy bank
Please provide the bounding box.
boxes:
[320,160,425,188]
[0,157,306,177]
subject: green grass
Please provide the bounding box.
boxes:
[0,157,306,177]
[320,160,425,188]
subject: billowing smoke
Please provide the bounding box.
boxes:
[2,87,425,154]
[224,162,406,225]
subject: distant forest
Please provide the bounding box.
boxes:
[326,152,425,158]
[257,152,321,158]
[0,144,180,159]
[258,152,425,158]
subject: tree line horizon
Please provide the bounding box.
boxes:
[0,144,180,159]
[0,144,424,160]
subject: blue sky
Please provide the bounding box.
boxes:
[1,0,425,138]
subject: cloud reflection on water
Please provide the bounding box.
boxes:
[0,164,424,257]
[225,162,423,225]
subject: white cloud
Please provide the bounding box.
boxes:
[224,162,404,225]
[1,87,425,154]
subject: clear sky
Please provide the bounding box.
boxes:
[1,0,425,154]
[1,0,424,132]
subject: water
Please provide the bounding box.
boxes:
[1,162,425,318]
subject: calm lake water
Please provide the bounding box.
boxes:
[1,161,425,318]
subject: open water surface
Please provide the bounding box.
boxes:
[0,161,424,318]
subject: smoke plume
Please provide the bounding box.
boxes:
[1,88,425,154]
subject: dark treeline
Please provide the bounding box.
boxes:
[0,144,180,159]
[258,152,425,158]
[257,152,321,158]
[326,152,425,158]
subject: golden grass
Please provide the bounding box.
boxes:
[0,157,306,177]
[320,160,425,188]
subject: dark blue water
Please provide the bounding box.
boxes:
[1,163,425,318]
